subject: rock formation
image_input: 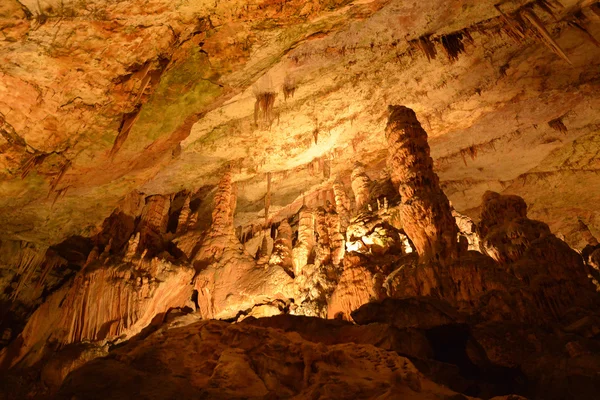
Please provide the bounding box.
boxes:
[1,1,600,399]
[350,163,372,211]
[0,256,194,370]
[269,219,294,276]
[332,179,351,232]
[193,171,293,320]
[386,105,459,263]
[53,317,474,400]
[291,206,315,276]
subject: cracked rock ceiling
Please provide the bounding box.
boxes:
[1,0,599,249]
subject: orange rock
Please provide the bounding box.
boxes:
[385,105,459,263]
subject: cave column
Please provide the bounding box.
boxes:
[385,105,459,263]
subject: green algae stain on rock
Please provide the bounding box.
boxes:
[121,47,223,154]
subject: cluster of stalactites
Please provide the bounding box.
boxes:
[385,105,459,263]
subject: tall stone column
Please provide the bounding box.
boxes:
[211,169,236,235]
[385,105,458,263]
[292,206,315,276]
[351,163,371,211]
[332,179,351,232]
[269,219,293,276]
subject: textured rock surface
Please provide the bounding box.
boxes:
[193,171,294,319]
[2,0,599,252]
[386,105,459,263]
[0,256,194,369]
[54,318,475,400]
[1,1,600,399]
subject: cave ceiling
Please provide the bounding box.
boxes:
[1,0,599,248]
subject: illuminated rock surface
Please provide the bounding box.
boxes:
[1,0,600,399]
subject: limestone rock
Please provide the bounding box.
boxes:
[350,162,372,211]
[0,256,194,370]
[385,105,459,263]
[55,319,469,400]
[193,172,294,320]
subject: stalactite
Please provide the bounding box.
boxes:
[385,105,459,263]
[254,92,277,125]
[548,117,568,133]
[265,172,272,224]
[292,207,315,276]
[413,35,437,61]
[351,163,371,211]
[283,75,296,100]
[521,8,572,64]
[440,33,466,62]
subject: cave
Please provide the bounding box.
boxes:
[1,1,600,399]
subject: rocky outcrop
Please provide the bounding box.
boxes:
[193,172,293,320]
[385,105,459,263]
[0,256,194,370]
[55,318,474,400]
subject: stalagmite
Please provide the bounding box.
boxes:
[138,195,171,251]
[176,194,192,234]
[332,179,351,232]
[351,163,371,211]
[315,208,331,267]
[292,207,315,276]
[327,211,345,267]
[194,171,293,319]
[269,219,293,276]
[385,105,459,263]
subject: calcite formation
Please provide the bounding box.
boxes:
[291,206,315,276]
[385,105,459,263]
[0,256,194,370]
[332,179,351,232]
[2,1,600,399]
[350,163,372,211]
[269,219,293,276]
[193,172,294,320]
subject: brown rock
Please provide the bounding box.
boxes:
[385,105,459,263]
[350,162,372,211]
[55,319,466,400]
[193,172,294,319]
[0,256,194,370]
